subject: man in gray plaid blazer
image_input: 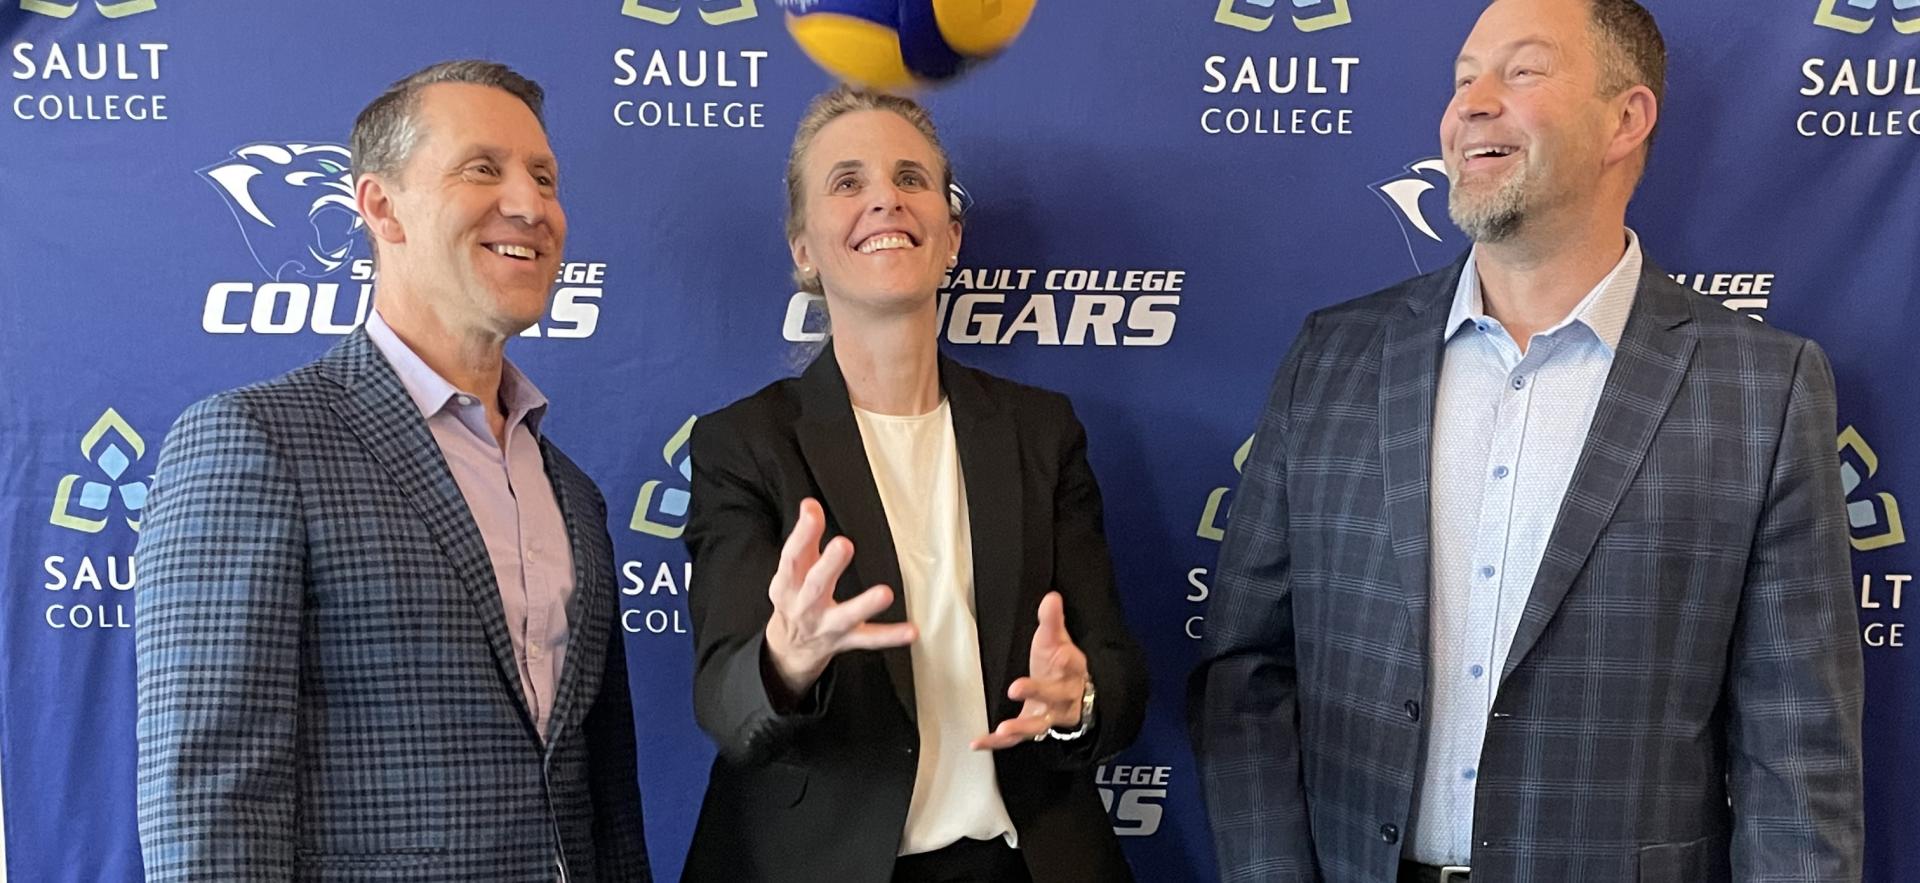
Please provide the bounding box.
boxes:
[1190,2,1863,881]
[134,62,650,881]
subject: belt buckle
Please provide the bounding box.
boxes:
[1439,866,1471,883]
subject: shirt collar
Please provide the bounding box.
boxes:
[364,309,549,438]
[1446,228,1643,353]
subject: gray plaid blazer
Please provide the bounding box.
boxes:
[1190,255,1863,883]
[134,329,650,882]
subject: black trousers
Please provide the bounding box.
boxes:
[892,838,1032,883]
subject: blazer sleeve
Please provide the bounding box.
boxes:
[133,394,304,882]
[580,487,653,882]
[1187,315,1320,883]
[1044,398,1149,769]
[683,413,831,766]
[1724,339,1865,882]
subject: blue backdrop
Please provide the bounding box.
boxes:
[3,1,1916,879]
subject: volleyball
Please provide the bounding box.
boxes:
[781,0,1038,91]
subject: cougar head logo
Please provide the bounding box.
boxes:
[1370,158,1463,275]
[199,142,364,281]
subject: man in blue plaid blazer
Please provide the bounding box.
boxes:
[134,62,650,881]
[1190,2,1863,881]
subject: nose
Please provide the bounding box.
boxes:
[864,176,905,215]
[1452,75,1502,124]
[497,165,551,227]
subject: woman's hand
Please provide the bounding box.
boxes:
[763,498,917,699]
[972,592,1089,750]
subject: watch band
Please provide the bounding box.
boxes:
[1047,678,1096,741]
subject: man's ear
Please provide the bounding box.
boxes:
[356,172,407,248]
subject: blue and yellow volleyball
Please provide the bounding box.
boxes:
[781,0,1038,91]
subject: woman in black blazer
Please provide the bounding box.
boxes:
[679,85,1148,883]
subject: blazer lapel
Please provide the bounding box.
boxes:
[541,443,604,744]
[1379,257,1466,663]
[793,343,917,722]
[1499,262,1696,684]
[942,357,1025,715]
[321,329,534,734]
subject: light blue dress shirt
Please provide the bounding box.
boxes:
[1406,230,1643,866]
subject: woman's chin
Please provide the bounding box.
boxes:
[827,284,940,315]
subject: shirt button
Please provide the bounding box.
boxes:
[457,395,476,406]
[1475,321,1489,333]
[1404,700,1421,722]
[1479,565,1496,579]
[1380,823,1399,844]
[1511,376,1527,390]
[1492,465,1509,479]
[1470,664,1485,679]
[529,643,542,660]
[1462,768,1477,781]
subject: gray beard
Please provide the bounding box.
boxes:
[1448,166,1529,243]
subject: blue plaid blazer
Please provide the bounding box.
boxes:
[1190,256,1863,883]
[134,329,651,882]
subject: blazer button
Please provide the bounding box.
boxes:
[1404,700,1421,722]
[1379,823,1399,844]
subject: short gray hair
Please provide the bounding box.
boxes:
[1585,0,1666,153]
[350,59,546,185]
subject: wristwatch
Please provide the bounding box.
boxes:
[1047,678,1096,741]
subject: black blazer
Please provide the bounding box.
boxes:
[680,344,1147,883]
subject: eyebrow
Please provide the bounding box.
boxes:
[1456,36,1559,67]
[825,158,934,179]
[460,145,557,169]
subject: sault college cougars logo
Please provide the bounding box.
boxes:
[1196,435,1255,542]
[1371,158,1464,274]
[18,0,155,19]
[622,0,756,25]
[630,416,697,539]
[1215,0,1350,33]
[199,142,365,281]
[1839,426,1906,551]
[50,408,150,534]
[1815,0,1920,34]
